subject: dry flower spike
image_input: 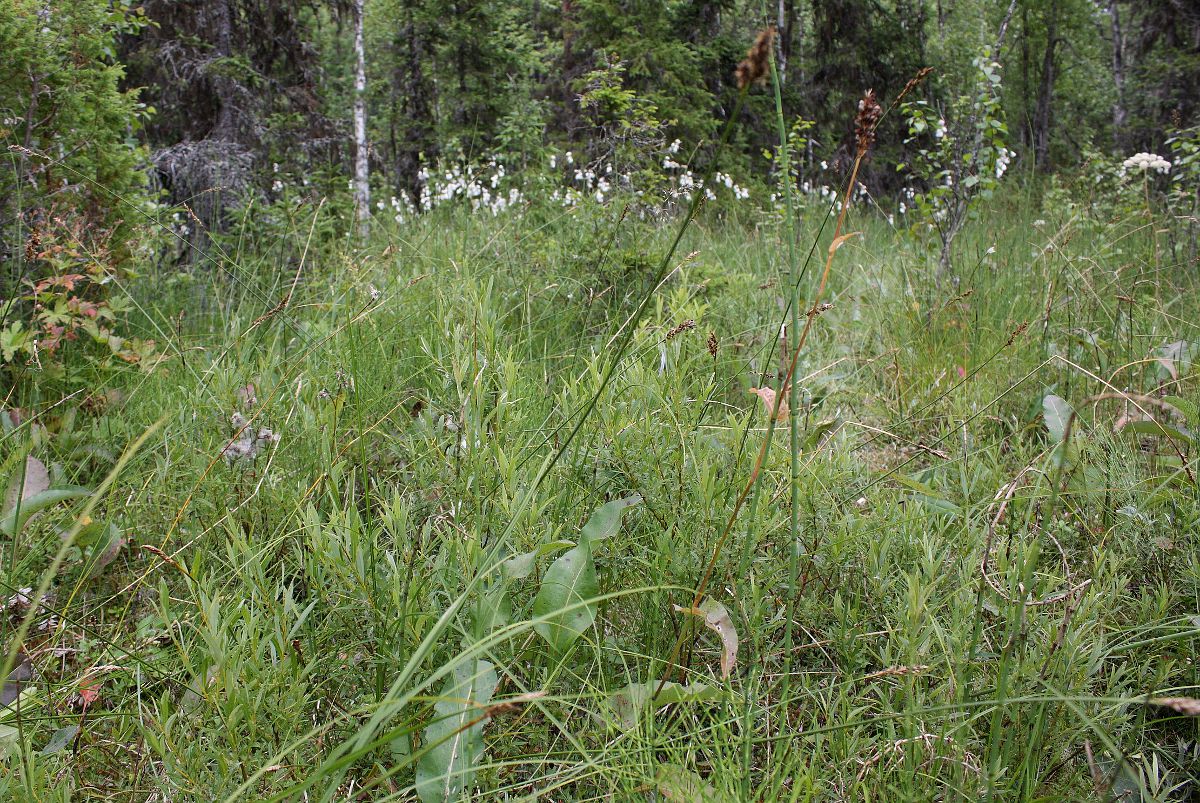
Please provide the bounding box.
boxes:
[855,89,883,156]
[736,27,775,90]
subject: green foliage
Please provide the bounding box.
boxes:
[531,495,639,653]
[414,658,498,803]
[902,55,1013,273]
[0,0,152,380]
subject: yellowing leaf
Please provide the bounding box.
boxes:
[674,598,739,679]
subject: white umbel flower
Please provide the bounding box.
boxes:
[1122,152,1171,175]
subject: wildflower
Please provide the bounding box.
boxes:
[1122,152,1171,175]
[222,412,281,463]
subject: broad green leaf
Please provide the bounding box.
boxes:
[655,763,733,802]
[4,456,49,513]
[1124,420,1194,446]
[1164,395,1198,423]
[1043,394,1075,443]
[500,540,576,581]
[0,723,18,759]
[892,474,961,515]
[471,585,511,636]
[0,486,91,537]
[603,681,721,729]
[40,725,78,756]
[803,418,840,451]
[532,540,598,653]
[532,496,639,652]
[415,659,498,803]
[579,495,641,544]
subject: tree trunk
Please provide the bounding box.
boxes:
[1108,0,1127,150]
[392,2,435,206]
[1033,1,1059,172]
[776,0,794,84]
[353,0,370,239]
[211,0,238,140]
[991,0,1020,63]
[1020,4,1033,151]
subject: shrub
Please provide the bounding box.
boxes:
[0,1,154,380]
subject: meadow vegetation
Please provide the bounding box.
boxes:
[2,2,1199,801]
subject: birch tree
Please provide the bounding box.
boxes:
[353,0,370,239]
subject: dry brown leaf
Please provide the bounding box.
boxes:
[674,598,739,679]
[827,231,862,258]
[483,690,547,719]
[1,652,32,708]
[76,675,102,711]
[748,386,788,420]
[1150,697,1200,716]
[91,533,126,576]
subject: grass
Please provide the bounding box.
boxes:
[1,179,1198,801]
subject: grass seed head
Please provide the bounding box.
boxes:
[666,319,696,340]
[736,27,775,90]
[855,89,882,156]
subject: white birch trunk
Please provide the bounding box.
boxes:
[353,0,370,239]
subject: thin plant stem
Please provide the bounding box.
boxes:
[767,41,803,722]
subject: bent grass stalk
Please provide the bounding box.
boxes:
[658,97,874,697]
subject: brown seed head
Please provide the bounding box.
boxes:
[706,331,718,358]
[892,67,934,110]
[736,27,775,90]
[665,319,696,340]
[855,89,883,156]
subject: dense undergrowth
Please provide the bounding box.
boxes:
[1,184,1198,801]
